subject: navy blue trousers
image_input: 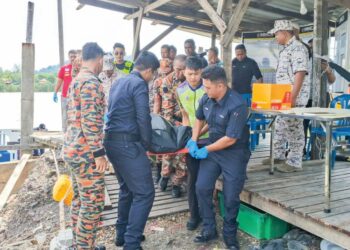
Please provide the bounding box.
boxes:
[196,148,250,241]
[105,140,155,250]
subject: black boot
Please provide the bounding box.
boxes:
[153,163,162,184]
[115,234,146,247]
[194,230,218,243]
[159,177,169,191]
[186,217,202,231]
[172,185,182,198]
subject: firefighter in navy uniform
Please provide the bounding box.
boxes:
[187,65,250,250]
[104,51,160,250]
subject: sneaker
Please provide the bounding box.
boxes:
[159,177,169,192]
[276,163,302,173]
[172,185,182,198]
[94,245,106,250]
[261,158,284,165]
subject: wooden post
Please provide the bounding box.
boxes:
[132,8,143,60]
[221,0,233,87]
[57,0,64,67]
[21,2,35,156]
[26,2,34,43]
[311,0,328,159]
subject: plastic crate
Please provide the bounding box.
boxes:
[218,192,290,240]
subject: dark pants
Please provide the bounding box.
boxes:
[196,148,250,244]
[105,140,155,250]
[185,143,206,220]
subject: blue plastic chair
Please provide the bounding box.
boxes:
[242,94,270,151]
[306,94,350,167]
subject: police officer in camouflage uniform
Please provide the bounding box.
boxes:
[153,54,187,198]
[265,20,310,172]
[63,42,107,250]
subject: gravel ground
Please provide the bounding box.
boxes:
[0,151,322,250]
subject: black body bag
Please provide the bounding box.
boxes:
[150,114,192,153]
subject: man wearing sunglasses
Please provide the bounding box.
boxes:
[113,43,134,77]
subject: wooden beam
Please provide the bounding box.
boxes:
[216,0,225,15]
[141,24,178,52]
[132,8,143,60]
[222,0,251,47]
[196,0,227,34]
[0,154,30,211]
[124,0,172,20]
[332,0,350,9]
[109,0,145,7]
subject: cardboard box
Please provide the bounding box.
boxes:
[252,83,292,110]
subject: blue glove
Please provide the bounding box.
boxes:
[194,147,208,159]
[53,92,58,103]
[186,138,198,157]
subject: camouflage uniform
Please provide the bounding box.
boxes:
[63,67,106,249]
[274,34,310,168]
[99,71,118,107]
[154,72,186,186]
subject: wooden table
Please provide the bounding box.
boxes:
[251,107,350,213]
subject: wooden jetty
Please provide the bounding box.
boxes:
[31,132,350,248]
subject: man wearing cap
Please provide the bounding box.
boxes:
[264,20,310,172]
[99,53,118,107]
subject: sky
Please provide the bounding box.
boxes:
[0,0,213,71]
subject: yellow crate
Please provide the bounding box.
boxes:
[252,83,292,110]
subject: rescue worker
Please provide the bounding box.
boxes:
[153,54,186,198]
[188,65,250,249]
[264,20,310,172]
[104,51,160,250]
[177,56,209,230]
[113,42,134,77]
[63,42,107,250]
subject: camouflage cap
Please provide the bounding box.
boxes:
[268,20,294,34]
[103,53,114,71]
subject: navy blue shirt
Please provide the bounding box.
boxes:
[196,89,249,150]
[232,57,262,94]
[106,71,152,149]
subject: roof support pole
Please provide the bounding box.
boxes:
[196,0,227,34]
[132,8,143,60]
[21,2,35,156]
[221,0,232,87]
[311,0,328,160]
[312,0,329,108]
[57,0,64,67]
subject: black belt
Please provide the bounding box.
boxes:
[104,132,140,142]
